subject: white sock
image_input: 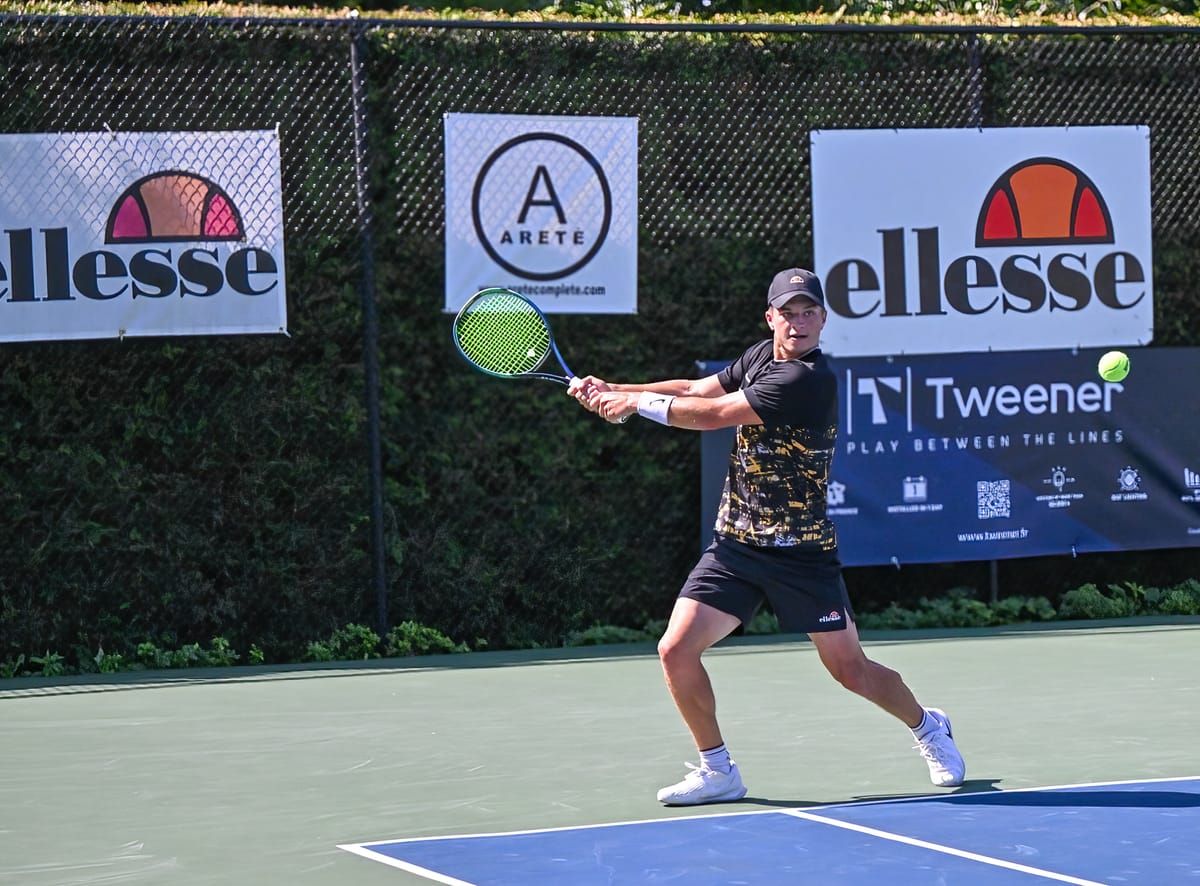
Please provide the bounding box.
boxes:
[699,743,732,773]
[911,709,938,741]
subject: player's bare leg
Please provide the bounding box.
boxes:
[658,597,740,748]
[810,619,965,786]
[655,598,747,804]
[808,618,924,725]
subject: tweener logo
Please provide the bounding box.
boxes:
[472,132,612,282]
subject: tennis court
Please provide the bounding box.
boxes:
[3,620,1199,886]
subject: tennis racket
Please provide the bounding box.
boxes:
[453,287,628,422]
[453,287,578,385]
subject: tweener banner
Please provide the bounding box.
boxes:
[444,113,638,314]
[699,348,1200,565]
[0,131,286,342]
[811,127,1153,357]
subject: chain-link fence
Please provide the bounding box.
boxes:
[3,13,1200,663]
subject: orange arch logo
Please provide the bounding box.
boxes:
[975,158,1113,248]
[106,171,245,243]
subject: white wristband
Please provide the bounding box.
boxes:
[637,391,675,425]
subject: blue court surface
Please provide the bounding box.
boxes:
[340,776,1200,885]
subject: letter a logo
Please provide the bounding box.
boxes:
[517,166,566,225]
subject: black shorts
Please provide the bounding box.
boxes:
[679,535,854,634]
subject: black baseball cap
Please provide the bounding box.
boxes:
[767,268,825,310]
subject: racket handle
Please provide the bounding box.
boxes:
[568,375,630,424]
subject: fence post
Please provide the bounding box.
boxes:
[349,22,389,636]
[968,32,984,128]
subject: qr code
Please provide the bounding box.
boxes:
[977,479,1011,519]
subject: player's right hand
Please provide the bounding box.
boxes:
[568,375,610,412]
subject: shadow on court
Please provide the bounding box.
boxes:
[945,788,1200,808]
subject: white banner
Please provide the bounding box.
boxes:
[812,127,1153,357]
[0,130,286,342]
[444,113,638,314]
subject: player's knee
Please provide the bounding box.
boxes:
[657,635,695,671]
[657,634,678,664]
[826,658,871,696]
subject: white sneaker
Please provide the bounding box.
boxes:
[657,761,748,806]
[915,707,966,787]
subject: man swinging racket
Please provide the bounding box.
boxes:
[568,268,966,805]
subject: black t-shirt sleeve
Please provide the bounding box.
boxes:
[716,341,767,394]
[744,358,837,428]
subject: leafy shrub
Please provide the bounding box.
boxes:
[306,623,381,662]
[95,649,125,673]
[990,595,1057,623]
[745,611,781,635]
[29,651,66,677]
[206,637,239,667]
[1057,583,1139,620]
[1157,579,1200,615]
[858,591,1055,630]
[385,621,469,655]
[4,575,1199,681]
[132,638,242,670]
[564,624,652,646]
[0,655,26,679]
[857,588,998,630]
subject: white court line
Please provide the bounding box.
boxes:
[341,805,782,848]
[338,843,478,886]
[782,808,1106,886]
[802,773,1200,811]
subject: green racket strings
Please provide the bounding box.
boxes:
[455,290,553,376]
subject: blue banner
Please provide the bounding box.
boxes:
[698,348,1200,566]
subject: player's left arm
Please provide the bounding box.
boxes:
[661,389,761,430]
[595,383,762,429]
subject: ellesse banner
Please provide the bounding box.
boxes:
[811,127,1153,357]
[0,131,286,342]
[444,113,638,314]
[698,348,1200,565]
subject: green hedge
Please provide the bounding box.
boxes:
[1,13,1199,671]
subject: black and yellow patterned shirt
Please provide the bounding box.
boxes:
[713,341,838,550]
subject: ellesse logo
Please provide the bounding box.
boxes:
[824,155,1145,320]
[975,158,1113,247]
[106,171,245,243]
[3,170,277,302]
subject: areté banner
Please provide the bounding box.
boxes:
[444,113,639,315]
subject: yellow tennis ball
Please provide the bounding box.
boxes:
[1098,350,1130,382]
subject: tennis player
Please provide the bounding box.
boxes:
[567,268,966,806]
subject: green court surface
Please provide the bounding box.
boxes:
[2,620,1198,886]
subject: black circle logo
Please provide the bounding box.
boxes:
[471,132,612,282]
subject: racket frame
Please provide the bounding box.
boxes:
[452,287,578,386]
